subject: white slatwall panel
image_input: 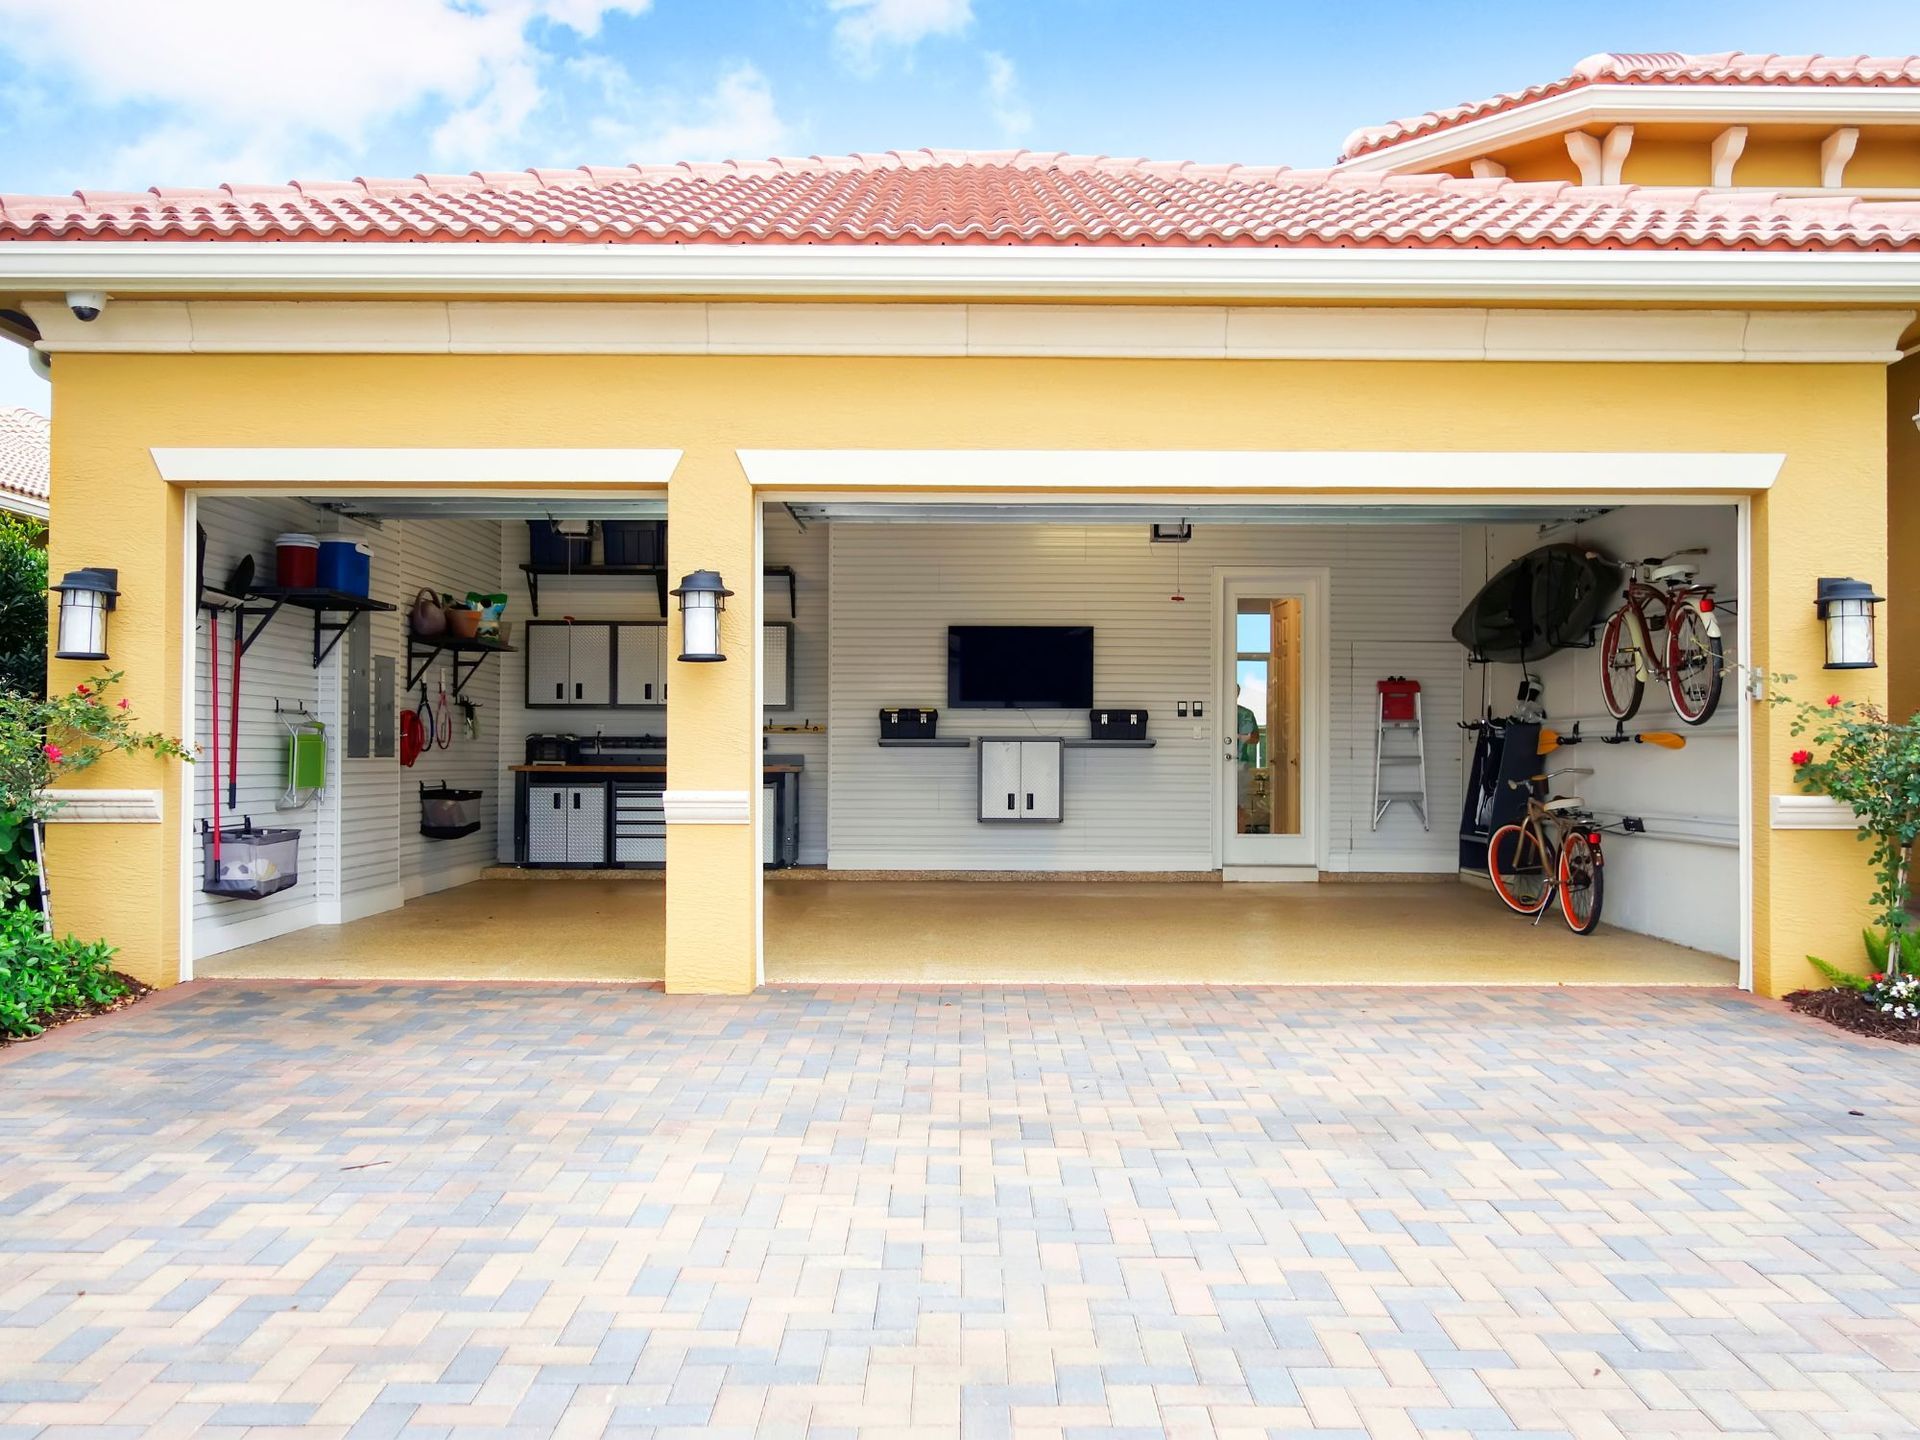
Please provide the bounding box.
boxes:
[397,519,505,891]
[339,525,402,916]
[765,510,828,864]
[1474,505,1740,956]
[827,523,1464,872]
[192,499,330,955]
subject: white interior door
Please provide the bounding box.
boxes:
[1218,571,1327,870]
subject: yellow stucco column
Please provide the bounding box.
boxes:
[1750,436,1890,997]
[663,449,761,993]
[41,380,188,990]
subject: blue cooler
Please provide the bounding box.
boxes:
[317,539,372,595]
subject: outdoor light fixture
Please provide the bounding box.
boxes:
[1815,576,1883,670]
[671,569,733,662]
[49,566,118,661]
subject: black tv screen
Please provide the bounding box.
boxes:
[947,626,1094,709]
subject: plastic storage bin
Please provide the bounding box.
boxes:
[201,821,301,900]
[600,520,665,566]
[1089,707,1148,740]
[274,533,319,588]
[880,707,938,739]
[420,784,484,841]
[527,520,592,568]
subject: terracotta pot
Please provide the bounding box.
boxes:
[447,608,482,639]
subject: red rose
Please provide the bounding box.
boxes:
[1827,694,1842,708]
[42,743,62,763]
[117,698,129,710]
[74,683,88,696]
[1873,973,1886,984]
[1791,750,1812,767]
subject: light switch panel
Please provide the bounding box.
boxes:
[1192,699,1206,718]
[1176,700,1189,717]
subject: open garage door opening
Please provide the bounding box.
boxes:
[757,494,1746,987]
[188,492,674,983]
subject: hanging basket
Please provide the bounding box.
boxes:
[420,783,484,841]
[201,819,301,900]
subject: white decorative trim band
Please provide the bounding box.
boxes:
[41,788,163,823]
[24,299,1915,364]
[1770,794,1864,830]
[149,446,681,486]
[8,246,1920,305]
[663,789,752,825]
[738,449,1784,494]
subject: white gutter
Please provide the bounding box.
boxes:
[3,242,1920,304]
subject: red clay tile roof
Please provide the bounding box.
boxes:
[1342,52,1920,161]
[0,408,49,512]
[2,151,1918,252]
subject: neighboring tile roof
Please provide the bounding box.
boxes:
[0,408,49,512]
[3,152,1918,252]
[1342,52,1920,160]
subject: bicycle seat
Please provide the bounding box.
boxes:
[1651,562,1699,584]
[1543,796,1584,812]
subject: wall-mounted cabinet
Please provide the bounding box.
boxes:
[613,622,667,706]
[524,621,612,708]
[978,737,1064,823]
[525,618,795,710]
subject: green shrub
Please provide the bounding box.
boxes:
[0,514,46,701]
[0,903,125,1037]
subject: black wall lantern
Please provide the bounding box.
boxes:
[50,566,119,661]
[1815,576,1882,670]
[671,569,733,662]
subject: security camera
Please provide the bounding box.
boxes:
[66,291,106,323]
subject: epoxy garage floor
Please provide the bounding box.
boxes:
[2,983,1914,1439]
[198,877,1736,985]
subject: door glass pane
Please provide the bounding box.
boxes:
[1235,597,1302,838]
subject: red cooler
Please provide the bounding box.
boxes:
[274,533,319,588]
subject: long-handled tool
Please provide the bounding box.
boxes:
[208,610,223,872]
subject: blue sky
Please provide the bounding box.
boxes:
[4,0,1918,413]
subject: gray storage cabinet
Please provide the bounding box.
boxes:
[978,737,1064,822]
[614,623,666,706]
[525,621,612,708]
[613,783,666,863]
[527,782,608,864]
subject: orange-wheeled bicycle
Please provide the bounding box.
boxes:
[1487,768,1605,935]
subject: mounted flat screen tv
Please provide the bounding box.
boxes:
[947,625,1094,709]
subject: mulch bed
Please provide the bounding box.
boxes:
[1784,986,1920,1044]
[0,972,151,1048]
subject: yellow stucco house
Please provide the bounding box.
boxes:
[1,51,1916,998]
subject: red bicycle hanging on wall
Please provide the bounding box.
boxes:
[1592,548,1725,727]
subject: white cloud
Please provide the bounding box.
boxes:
[0,0,656,183]
[574,61,790,163]
[827,0,972,68]
[983,51,1031,140]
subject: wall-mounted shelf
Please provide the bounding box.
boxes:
[1065,739,1157,749]
[407,634,514,697]
[877,737,971,748]
[519,563,799,618]
[203,587,396,667]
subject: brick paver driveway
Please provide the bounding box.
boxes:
[3,983,1918,1440]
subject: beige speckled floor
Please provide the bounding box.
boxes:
[198,876,1735,986]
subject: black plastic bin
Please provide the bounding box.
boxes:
[880,707,938,739]
[600,520,666,567]
[201,820,301,900]
[526,519,592,568]
[1089,707,1148,740]
[420,784,484,840]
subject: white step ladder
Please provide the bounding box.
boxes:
[1372,679,1429,830]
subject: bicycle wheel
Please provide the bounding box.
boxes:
[1598,608,1644,722]
[1489,822,1552,915]
[1558,831,1605,934]
[1664,599,1724,726]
